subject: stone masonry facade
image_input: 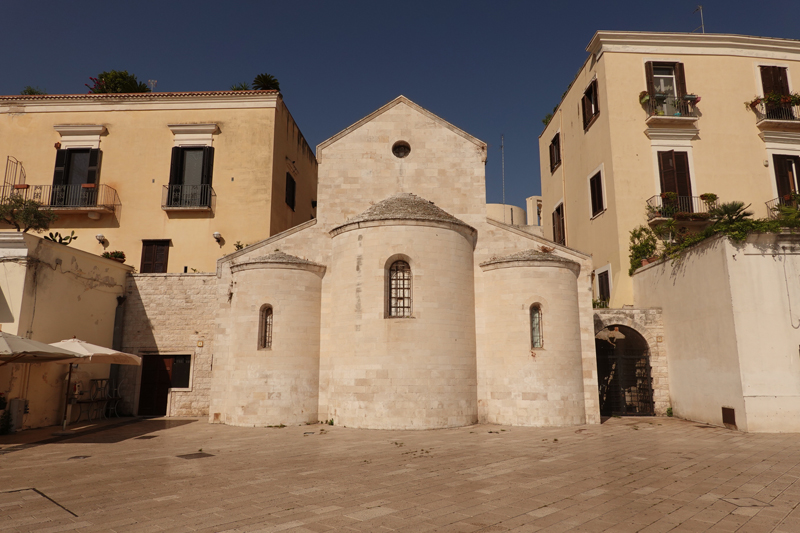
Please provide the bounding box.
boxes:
[120,274,216,416]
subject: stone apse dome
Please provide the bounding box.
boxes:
[209,96,601,429]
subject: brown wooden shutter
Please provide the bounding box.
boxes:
[582,93,590,127]
[591,81,599,115]
[141,242,155,273]
[141,241,170,273]
[674,152,692,198]
[590,172,604,216]
[169,147,181,185]
[658,150,678,194]
[773,155,795,198]
[86,149,101,184]
[645,62,656,96]
[674,63,687,97]
[153,243,169,273]
[777,67,790,96]
[760,66,784,96]
[201,146,214,185]
[53,149,68,186]
[597,271,610,301]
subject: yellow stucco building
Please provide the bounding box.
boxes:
[0,90,318,273]
[539,31,800,307]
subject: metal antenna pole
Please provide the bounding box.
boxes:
[501,134,506,224]
[148,79,158,91]
[693,5,705,33]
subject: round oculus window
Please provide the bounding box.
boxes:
[392,141,411,158]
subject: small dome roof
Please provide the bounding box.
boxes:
[333,193,473,231]
[244,250,322,266]
[479,249,579,268]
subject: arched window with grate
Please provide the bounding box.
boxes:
[387,260,412,317]
[530,304,543,348]
[258,305,273,349]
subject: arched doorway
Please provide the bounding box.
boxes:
[595,325,654,416]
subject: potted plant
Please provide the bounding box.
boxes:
[660,192,678,202]
[639,91,650,105]
[690,212,711,221]
[682,94,698,102]
[674,212,691,221]
[13,183,29,190]
[102,251,126,263]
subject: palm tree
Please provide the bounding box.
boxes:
[709,201,753,224]
[252,73,280,91]
[230,82,250,91]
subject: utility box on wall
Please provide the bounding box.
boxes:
[8,398,26,433]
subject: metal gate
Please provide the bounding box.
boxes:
[596,344,654,416]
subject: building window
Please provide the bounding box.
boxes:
[773,155,799,200]
[657,150,692,201]
[392,141,411,158]
[171,355,192,388]
[258,305,273,349]
[582,80,600,129]
[140,240,170,273]
[549,133,561,172]
[387,260,412,318]
[645,61,687,115]
[760,66,790,97]
[589,171,604,217]
[597,270,610,303]
[552,203,565,245]
[167,146,214,207]
[53,148,101,185]
[285,172,296,210]
[530,305,543,349]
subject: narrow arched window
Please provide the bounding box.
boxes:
[388,260,412,317]
[530,304,543,348]
[258,305,273,349]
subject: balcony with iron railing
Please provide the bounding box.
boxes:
[0,184,120,216]
[161,184,215,211]
[646,195,716,228]
[766,195,799,220]
[644,95,699,126]
[750,99,800,132]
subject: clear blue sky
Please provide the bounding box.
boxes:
[2,0,798,209]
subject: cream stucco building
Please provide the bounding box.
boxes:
[539,32,800,307]
[119,96,602,429]
[0,91,318,273]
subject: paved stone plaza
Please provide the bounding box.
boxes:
[1,417,799,532]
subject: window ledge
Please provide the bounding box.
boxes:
[583,114,599,132]
[550,162,562,173]
[590,209,607,220]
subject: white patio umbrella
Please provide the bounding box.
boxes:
[49,338,141,430]
[0,331,80,366]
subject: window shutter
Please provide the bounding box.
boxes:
[53,149,68,186]
[86,149,101,184]
[590,173,603,216]
[658,150,678,194]
[169,147,182,185]
[777,67,790,96]
[581,94,590,127]
[598,271,610,301]
[201,146,214,185]
[674,152,692,198]
[552,210,558,242]
[591,81,599,115]
[153,242,169,273]
[141,243,155,273]
[674,63,687,97]
[774,155,794,198]
[760,66,779,95]
[645,62,656,96]
[285,173,296,210]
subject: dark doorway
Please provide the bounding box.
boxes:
[138,355,191,416]
[595,326,654,416]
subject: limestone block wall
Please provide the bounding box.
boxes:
[325,222,478,429]
[478,261,586,426]
[210,264,322,426]
[121,274,216,416]
[593,308,670,416]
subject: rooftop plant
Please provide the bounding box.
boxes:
[0,194,57,233]
[87,70,150,94]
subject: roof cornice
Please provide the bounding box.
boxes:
[587,31,800,61]
[0,91,280,114]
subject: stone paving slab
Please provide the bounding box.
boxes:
[1,418,799,532]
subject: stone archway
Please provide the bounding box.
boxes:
[595,325,653,416]
[593,309,671,416]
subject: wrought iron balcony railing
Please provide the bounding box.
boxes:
[645,96,698,119]
[162,184,215,211]
[752,101,800,123]
[0,184,119,214]
[646,195,716,221]
[766,196,799,220]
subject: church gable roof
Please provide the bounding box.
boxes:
[317,95,486,154]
